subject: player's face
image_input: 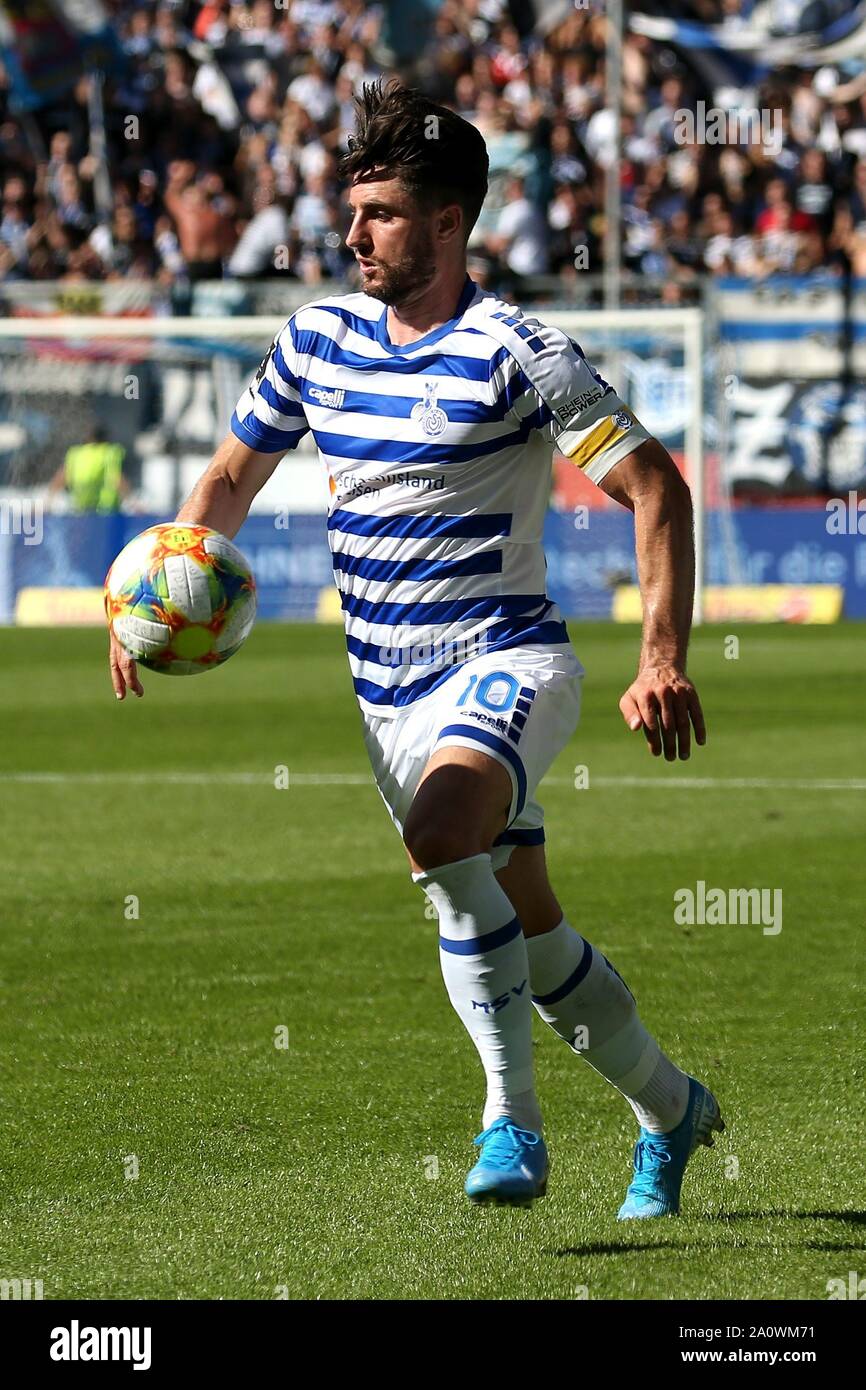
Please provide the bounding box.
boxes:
[345,177,438,305]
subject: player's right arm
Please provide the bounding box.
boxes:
[109,321,310,700]
[174,431,284,538]
[108,434,286,700]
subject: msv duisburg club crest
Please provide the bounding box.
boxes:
[411,381,448,438]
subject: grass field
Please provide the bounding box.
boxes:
[0,621,863,1301]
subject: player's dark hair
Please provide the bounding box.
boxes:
[339,79,489,240]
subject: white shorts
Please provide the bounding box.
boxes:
[360,645,583,871]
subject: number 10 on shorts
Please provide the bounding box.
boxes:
[457,670,521,713]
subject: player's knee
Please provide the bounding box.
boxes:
[403,817,484,873]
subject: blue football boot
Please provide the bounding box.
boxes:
[617,1077,724,1220]
[465,1117,549,1206]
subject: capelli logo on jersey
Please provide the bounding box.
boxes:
[309,386,346,409]
[411,381,448,437]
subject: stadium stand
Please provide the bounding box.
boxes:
[1,0,865,297]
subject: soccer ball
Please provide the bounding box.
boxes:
[104,523,257,675]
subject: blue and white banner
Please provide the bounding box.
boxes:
[717,276,866,380]
[717,276,866,490]
[727,378,866,493]
[630,2,866,69]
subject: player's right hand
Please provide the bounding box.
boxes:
[109,629,144,700]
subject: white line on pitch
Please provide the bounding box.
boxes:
[0,771,371,785]
[551,776,866,790]
[1,772,865,791]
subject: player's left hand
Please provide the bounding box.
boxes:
[619,666,706,761]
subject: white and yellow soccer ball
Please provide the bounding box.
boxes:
[104,523,257,675]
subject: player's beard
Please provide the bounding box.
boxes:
[361,227,437,307]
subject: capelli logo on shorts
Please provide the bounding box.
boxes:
[461,708,510,736]
[50,1321,152,1371]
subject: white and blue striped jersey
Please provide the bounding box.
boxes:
[231,276,651,717]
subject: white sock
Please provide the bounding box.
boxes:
[526,917,689,1133]
[414,853,542,1134]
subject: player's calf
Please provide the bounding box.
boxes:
[526,915,724,1215]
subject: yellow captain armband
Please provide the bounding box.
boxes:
[559,408,639,471]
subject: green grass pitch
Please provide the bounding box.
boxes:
[0,621,863,1301]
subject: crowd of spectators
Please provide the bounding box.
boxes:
[2,0,866,298]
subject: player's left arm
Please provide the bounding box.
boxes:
[599,439,706,762]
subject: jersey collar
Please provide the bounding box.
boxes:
[373,275,479,355]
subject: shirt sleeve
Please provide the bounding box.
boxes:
[231,318,311,456]
[502,319,652,485]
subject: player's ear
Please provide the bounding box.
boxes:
[437,202,463,245]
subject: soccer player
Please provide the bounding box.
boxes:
[109,81,723,1216]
